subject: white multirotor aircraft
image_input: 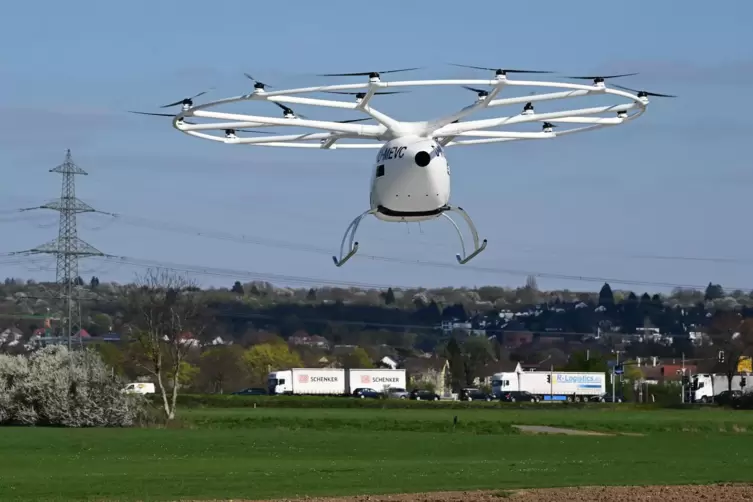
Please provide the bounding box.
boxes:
[130,65,674,267]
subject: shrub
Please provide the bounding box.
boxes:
[0,345,147,427]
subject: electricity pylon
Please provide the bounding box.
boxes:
[19,149,106,349]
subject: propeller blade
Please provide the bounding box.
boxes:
[159,90,209,108]
[273,101,308,119]
[160,99,186,108]
[567,73,639,80]
[323,91,407,95]
[449,63,554,74]
[611,84,677,98]
[128,111,176,117]
[244,73,273,88]
[461,85,489,94]
[316,67,422,77]
[336,118,373,123]
[128,110,196,125]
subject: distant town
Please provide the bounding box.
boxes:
[1,273,750,399]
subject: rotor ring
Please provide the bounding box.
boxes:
[167,75,649,149]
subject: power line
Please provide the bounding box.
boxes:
[3,208,750,294]
[20,264,709,340]
[2,200,750,294]
[104,211,753,266]
[88,212,753,293]
[96,253,753,295]
[3,204,751,291]
[99,255,417,290]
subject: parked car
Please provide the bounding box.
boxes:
[716,390,743,406]
[589,392,623,403]
[385,387,410,399]
[409,389,441,401]
[499,390,538,402]
[231,387,267,396]
[352,387,382,399]
[459,388,493,401]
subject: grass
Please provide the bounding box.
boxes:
[179,405,753,434]
[2,405,753,501]
[1,426,752,501]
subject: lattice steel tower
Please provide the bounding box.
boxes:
[25,149,104,348]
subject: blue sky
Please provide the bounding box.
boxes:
[1,0,752,293]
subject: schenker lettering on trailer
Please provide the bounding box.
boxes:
[372,377,399,383]
[310,376,338,383]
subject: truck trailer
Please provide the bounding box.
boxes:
[492,371,606,401]
[267,368,407,396]
[692,373,750,403]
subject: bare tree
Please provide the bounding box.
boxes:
[127,268,207,421]
[525,275,538,291]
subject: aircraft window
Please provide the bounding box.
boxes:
[376,164,385,177]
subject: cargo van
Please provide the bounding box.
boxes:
[123,382,155,395]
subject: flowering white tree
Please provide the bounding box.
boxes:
[127,268,206,421]
[0,345,144,427]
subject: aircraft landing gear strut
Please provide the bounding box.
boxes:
[442,205,488,264]
[332,205,487,267]
[332,209,378,267]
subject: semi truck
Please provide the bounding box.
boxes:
[691,373,750,403]
[491,371,606,401]
[267,368,407,396]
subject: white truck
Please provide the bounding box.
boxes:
[691,373,750,403]
[267,368,407,396]
[491,371,606,402]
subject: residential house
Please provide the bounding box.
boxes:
[174,332,199,347]
[0,327,24,345]
[537,335,566,345]
[440,319,471,334]
[379,356,398,369]
[502,330,534,348]
[403,356,451,396]
[635,360,698,385]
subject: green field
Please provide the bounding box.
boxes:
[180,405,753,434]
[1,405,752,501]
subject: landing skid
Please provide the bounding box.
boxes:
[441,205,488,264]
[332,209,377,267]
[331,205,487,267]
